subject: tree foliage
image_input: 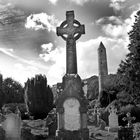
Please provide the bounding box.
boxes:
[2,77,24,104]
[118,11,140,104]
[0,74,4,108]
[24,74,54,119]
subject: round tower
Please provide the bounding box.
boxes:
[98,42,108,102]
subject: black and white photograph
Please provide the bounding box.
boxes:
[0,0,140,139]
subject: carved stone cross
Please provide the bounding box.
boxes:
[57,11,85,74]
[122,112,136,127]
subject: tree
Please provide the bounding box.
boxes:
[24,74,54,119]
[2,77,24,104]
[99,74,124,107]
[0,74,4,108]
[118,10,140,103]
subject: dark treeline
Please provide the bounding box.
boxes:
[0,74,54,119]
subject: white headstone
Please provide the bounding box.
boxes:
[63,98,80,130]
[2,112,21,139]
[109,107,118,128]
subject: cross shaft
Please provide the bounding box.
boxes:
[56,11,85,74]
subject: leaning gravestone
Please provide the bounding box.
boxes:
[56,11,89,140]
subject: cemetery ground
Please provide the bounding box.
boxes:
[21,116,118,140]
[1,102,140,140]
[0,107,116,140]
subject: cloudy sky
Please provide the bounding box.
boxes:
[0,0,139,86]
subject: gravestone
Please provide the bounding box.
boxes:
[109,106,118,128]
[2,110,21,140]
[56,11,89,140]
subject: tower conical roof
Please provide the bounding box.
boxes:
[98,41,106,50]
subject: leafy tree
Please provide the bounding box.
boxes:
[118,10,140,104]
[24,74,54,119]
[99,74,125,107]
[86,76,98,100]
[2,77,24,104]
[0,74,4,108]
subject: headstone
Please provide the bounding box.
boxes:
[56,10,89,140]
[109,106,118,128]
[2,110,21,140]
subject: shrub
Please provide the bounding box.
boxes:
[24,74,54,119]
[2,78,24,104]
[2,103,27,119]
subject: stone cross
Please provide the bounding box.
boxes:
[122,112,135,127]
[57,10,85,74]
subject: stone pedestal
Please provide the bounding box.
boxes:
[55,75,89,140]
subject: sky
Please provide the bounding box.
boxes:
[0,0,139,86]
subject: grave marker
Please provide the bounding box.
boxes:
[2,111,21,140]
[56,11,89,140]
[109,106,118,128]
[122,112,135,128]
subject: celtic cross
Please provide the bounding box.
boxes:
[56,11,85,74]
[122,112,136,127]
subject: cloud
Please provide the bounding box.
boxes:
[25,13,59,32]
[109,0,126,11]
[96,16,123,25]
[41,43,53,54]
[0,48,14,57]
[12,63,39,84]
[0,47,48,70]
[77,36,128,78]
[0,63,40,85]
[96,9,138,39]
[69,0,95,5]
[38,35,128,85]
[39,43,62,63]
[48,0,58,5]
[39,43,66,81]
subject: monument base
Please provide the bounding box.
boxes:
[56,128,89,140]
